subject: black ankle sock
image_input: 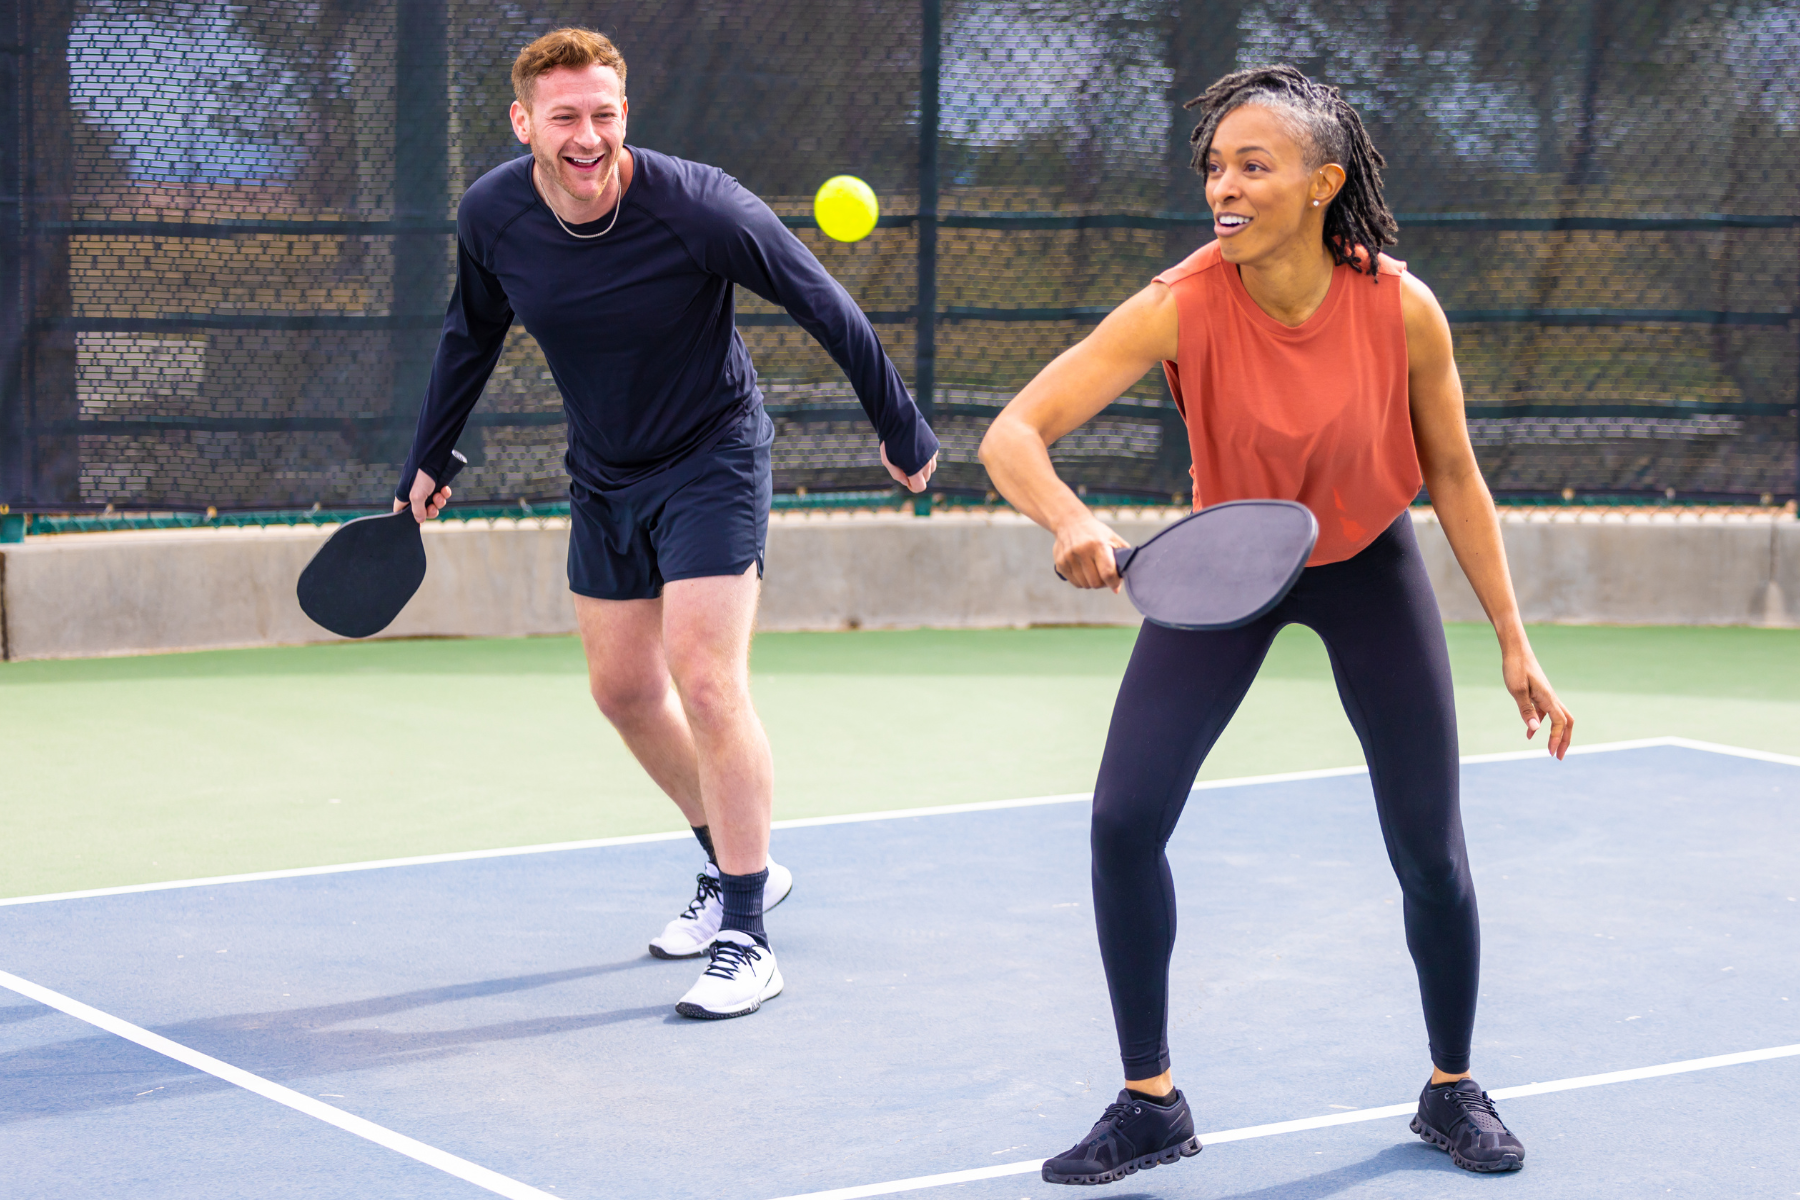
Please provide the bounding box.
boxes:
[690,824,717,865]
[1127,1088,1179,1106]
[718,868,768,946]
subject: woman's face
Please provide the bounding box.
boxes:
[1203,105,1335,266]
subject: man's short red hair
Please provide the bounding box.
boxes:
[512,28,627,110]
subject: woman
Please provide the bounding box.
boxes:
[980,65,1572,1185]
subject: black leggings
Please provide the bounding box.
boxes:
[1091,511,1478,1079]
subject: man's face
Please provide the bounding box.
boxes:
[510,64,628,205]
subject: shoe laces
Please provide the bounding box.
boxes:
[703,937,763,979]
[1446,1087,1507,1134]
[1096,1097,1136,1129]
[1087,1101,1144,1137]
[679,872,722,921]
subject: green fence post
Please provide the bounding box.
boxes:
[0,0,23,516]
[385,0,451,467]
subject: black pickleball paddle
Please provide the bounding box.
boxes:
[296,451,467,638]
[1082,499,1319,631]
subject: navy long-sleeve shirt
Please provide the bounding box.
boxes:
[397,147,937,499]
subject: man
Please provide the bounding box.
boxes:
[396,27,938,1019]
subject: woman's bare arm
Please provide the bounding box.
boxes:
[979,283,1180,590]
[1403,272,1573,758]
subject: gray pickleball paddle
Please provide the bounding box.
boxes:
[1089,499,1319,631]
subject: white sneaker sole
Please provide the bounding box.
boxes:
[674,965,784,1020]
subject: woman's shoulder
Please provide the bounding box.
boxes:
[1154,240,1226,289]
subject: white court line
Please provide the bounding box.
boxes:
[764,1043,1800,1200]
[5,735,1784,909]
[0,830,693,908]
[0,969,554,1200]
[1457,735,1675,765]
[1659,736,1800,768]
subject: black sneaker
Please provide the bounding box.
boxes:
[1041,1089,1202,1186]
[1411,1078,1525,1172]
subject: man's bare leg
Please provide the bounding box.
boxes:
[659,565,771,876]
[573,565,771,872]
[575,566,780,1015]
[573,593,706,828]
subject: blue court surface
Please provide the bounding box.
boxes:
[4,738,1797,1200]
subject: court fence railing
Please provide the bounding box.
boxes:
[6,491,1796,542]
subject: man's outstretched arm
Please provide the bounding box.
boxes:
[690,180,939,490]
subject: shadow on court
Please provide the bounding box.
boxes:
[3,745,1797,1200]
[1203,1143,1464,1199]
[0,959,671,1124]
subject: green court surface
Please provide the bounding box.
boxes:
[4,623,1799,900]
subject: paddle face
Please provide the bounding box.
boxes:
[1118,499,1318,631]
[295,452,464,638]
[296,512,428,638]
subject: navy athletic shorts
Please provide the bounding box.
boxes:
[566,408,774,601]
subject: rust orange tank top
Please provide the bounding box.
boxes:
[1154,241,1419,565]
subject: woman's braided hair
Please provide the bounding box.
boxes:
[1185,64,1397,278]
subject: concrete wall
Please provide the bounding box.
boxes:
[0,521,575,661]
[1,509,1794,660]
[1411,510,1799,628]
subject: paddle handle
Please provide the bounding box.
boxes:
[1055,543,1136,582]
[436,449,468,489]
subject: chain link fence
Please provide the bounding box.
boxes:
[2,0,1796,515]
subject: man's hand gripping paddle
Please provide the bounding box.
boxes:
[1087,499,1319,630]
[296,451,467,638]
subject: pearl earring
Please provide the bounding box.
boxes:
[1312,200,1320,206]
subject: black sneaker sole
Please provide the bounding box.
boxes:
[673,998,762,1020]
[1041,1137,1201,1185]
[647,943,707,960]
[1410,1115,1524,1172]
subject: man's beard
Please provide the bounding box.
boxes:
[535,142,611,203]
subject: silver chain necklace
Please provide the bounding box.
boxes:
[536,161,623,241]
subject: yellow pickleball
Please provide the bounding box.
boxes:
[814,175,880,242]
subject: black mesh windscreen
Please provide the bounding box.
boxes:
[3,0,1796,511]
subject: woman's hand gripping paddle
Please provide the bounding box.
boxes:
[1097,499,1319,630]
[296,451,467,638]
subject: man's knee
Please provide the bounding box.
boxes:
[669,663,749,730]
[663,623,751,725]
[589,671,670,728]
[574,595,671,728]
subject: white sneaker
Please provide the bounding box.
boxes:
[764,858,795,910]
[674,930,783,1019]
[647,859,794,960]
